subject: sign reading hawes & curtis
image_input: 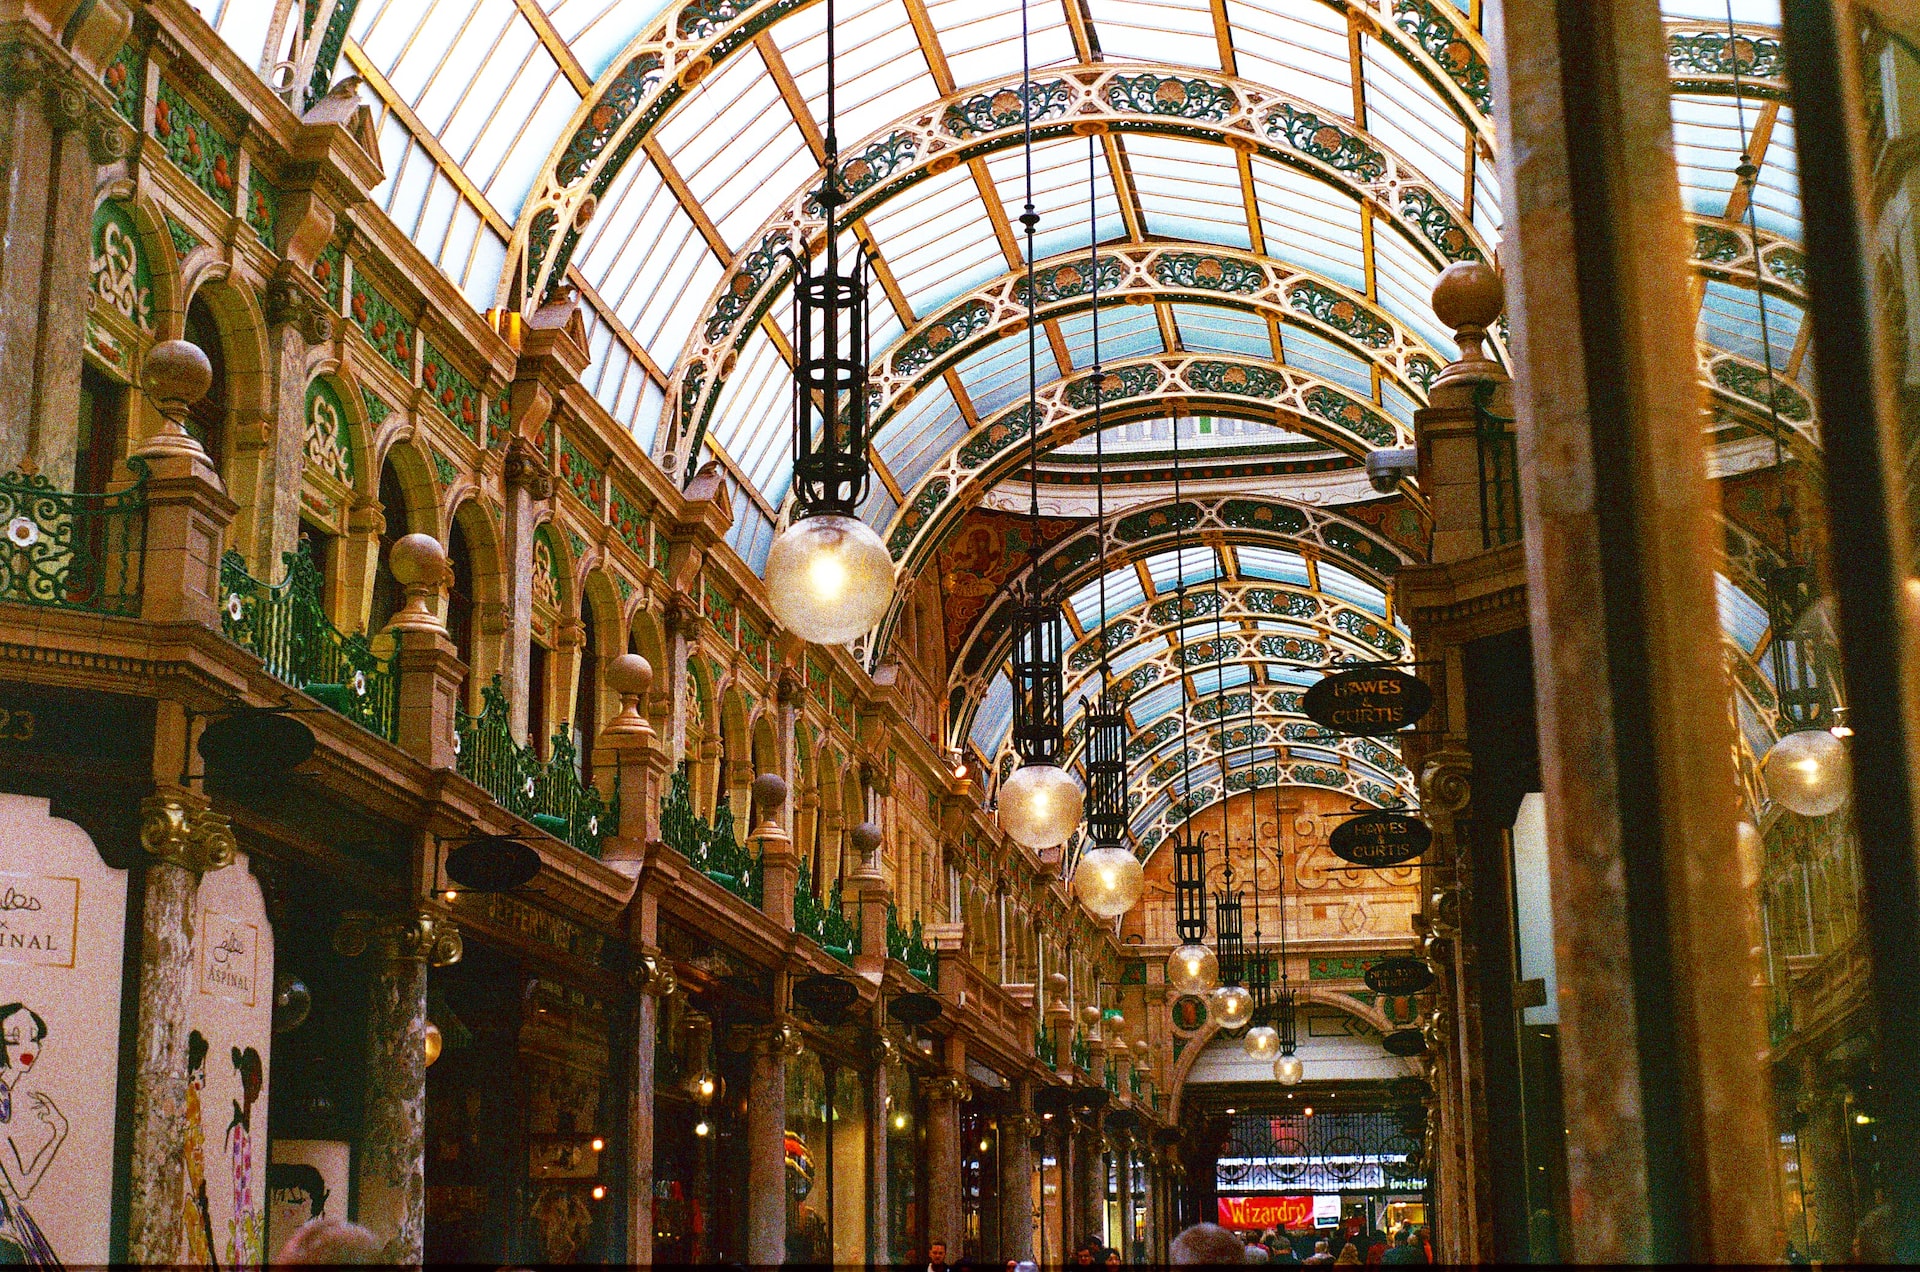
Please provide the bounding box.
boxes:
[1302,666,1432,737]
[1328,811,1432,868]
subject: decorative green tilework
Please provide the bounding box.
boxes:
[153,81,238,211]
[421,344,482,442]
[90,201,153,332]
[556,432,603,507]
[609,484,648,558]
[304,378,355,484]
[246,172,279,245]
[349,272,415,374]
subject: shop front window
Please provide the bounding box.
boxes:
[886,1063,925,1264]
[786,1047,869,1267]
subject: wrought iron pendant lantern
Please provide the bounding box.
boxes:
[761,0,894,647]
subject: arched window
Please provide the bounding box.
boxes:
[369,462,410,633]
[183,297,227,474]
[446,515,476,708]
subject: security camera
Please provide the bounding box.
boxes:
[1366,447,1418,494]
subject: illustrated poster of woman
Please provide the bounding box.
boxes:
[225,1047,263,1270]
[0,1003,68,1267]
[183,1031,218,1268]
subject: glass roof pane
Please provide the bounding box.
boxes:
[971,673,1015,754]
[539,0,673,79]
[953,331,1050,417]
[1193,664,1253,695]
[1129,681,1186,726]
[1236,546,1311,585]
[1124,135,1252,249]
[1170,303,1273,358]
[877,381,966,488]
[1699,280,1802,369]
[1281,327,1372,397]
[772,0,945,146]
[865,165,1008,314]
[1380,379,1418,429]
[1317,560,1389,616]
[1070,568,1148,629]
[655,50,819,249]
[1717,573,1770,655]
[577,154,724,363]
[1361,37,1470,202]
[1146,547,1222,590]
[1087,0,1221,70]
[1250,160,1366,290]
[187,0,275,68]
[1054,416,1311,454]
[1223,0,1356,119]
[982,139,1127,263]
[705,332,794,504]
[1372,221,1453,354]
[922,0,1077,89]
[1058,305,1166,366]
[726,483,778,573]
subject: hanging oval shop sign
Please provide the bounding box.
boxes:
[1365,957,1436,997]
[1383,1028,1430,1057]
[1328,810,1432,868]
[1302,666,1433,737]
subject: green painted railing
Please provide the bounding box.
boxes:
[220,541,397,741]
[1104,1059,1119,1093]
[0,460,146,615]
[795,858,859,965]
[1130,1067,1143,1097]
[886,902,936,985]
[1474,379,1521,548]
[455,675,615,858]
[1071,1030,1092,1071]
[660,767,762,905]
[1036,1023,1055,1063]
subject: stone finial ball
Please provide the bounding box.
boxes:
[753,773,788,812]
[606,653,654,697]
[1431,259,1503,332]
[144,339,214,406]
[1047,971,1069,993]
[1107,1012,1126,1033]
[1133,1037,1150,1056]
[388,532,448,586]
[850,821,883,856]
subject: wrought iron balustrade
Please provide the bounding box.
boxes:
[1104,1059,1119,1093]
[1475,379,1521,548]
[1036,1023,1054,1062]
[454,675,615,858]
[795,858,859,965]
[1071,1030,1092,1071]
[220,541,397,741]
[886,901,936,985]
[0,460,146,616]
[659,767,762,905]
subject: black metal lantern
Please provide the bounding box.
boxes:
[1764,561,1834,730]
[1214,891,1245,988]
[1086,690,1129,844]
[1011,590,1066,765]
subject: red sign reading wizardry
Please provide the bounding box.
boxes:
[1217,1196,1314,1230]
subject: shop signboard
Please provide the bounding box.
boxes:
[1365,957,1436,996]
[1302,667,1432,737]
[1328,811,1431,867]
[1216,1196,1346,1231]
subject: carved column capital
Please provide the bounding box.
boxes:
[1417,747,1473,821]
[927,1074,971,1103]
[334,910,464,966]
[776,668,804,705]
[504,433,555,499]
[266,273,336,344]
[139,795,236,874]
[632,950,678,997]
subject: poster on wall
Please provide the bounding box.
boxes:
[268,1140,351,1253]
[0,793,128,1267]
[180,853,275,1268]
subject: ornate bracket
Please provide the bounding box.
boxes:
[927,1074,971,1103]
[139,794,236,874]
[633,949,678,998]
[333,910,464,966]
[504,432,555,499]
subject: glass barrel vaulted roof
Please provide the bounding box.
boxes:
[185,0,1803,857]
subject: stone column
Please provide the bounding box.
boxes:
[501,439,551,742]
[625,949,676,1266]
[133,342,236,627]
[235,274,332,569]
[999,1091,1035,1262]
[0,29,129,480]
[597,653,672,863]
[1489,0,1773,1261]
[848,822,891,978]
[664,601,698,764]
[123,789,236,1264]
[333,910,463,1263]
[925,1074,967,1252]
[776,671,801,837]
[744,1023,799,1266]
[1080,1117,1107,1249]
[868,1039,894,1263]
[384,533,464,768]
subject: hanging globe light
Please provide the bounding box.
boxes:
[1168,943,1219,995]
[1243,1024,1280,1060]
[1074,845,1144,917]
[1211,983,1254,1031]
[765,515,894,646]
[1763,728,1849,817]
[1274,1053,1304,1085]
[1000,763,1085,850]
[759,9,892,648]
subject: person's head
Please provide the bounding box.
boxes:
[1244,1241,1271,1264]
[275,1217,383,1265]
[1105,1249,1122,1268]
[0,1003,47,1084]
[1392,1228,1411,1247]
[929,1240,948,1266]
[1171,1223,1246,1266]
[1075,1246,1094,1265]
[1314,1239,1330,1253]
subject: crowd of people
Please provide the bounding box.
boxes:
[1169,1222,1433,1267]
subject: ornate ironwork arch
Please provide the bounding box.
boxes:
[660,63,1498,478]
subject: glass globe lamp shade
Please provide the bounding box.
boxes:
[1211,984,1254,1031]
[763,514,894,646]
[1168,943,1219,995]
[1274,1053,1304,1085]
[1763,728,1849,817]
[423,1022,444,1068]
[1243,1024,1281,1060]
[998,763,1084,849]
[1074,846,1145,917]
